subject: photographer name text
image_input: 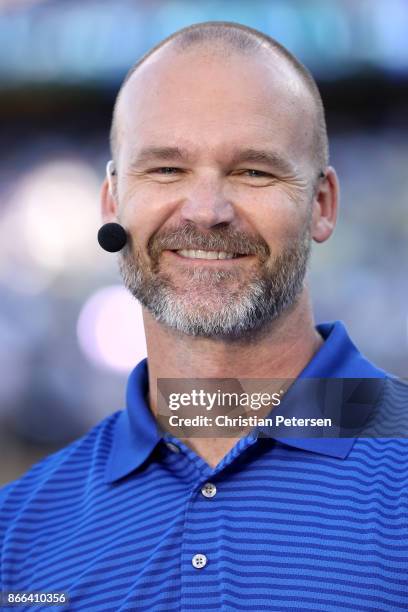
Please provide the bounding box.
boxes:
[167,415,333,428]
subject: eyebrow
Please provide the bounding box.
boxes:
[129,146,189,167]
[129,146,296,175]
[229,148,296,175]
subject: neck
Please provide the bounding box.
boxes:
[144,289,322,384]
[142,288,323,467]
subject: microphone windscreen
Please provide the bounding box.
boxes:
[97,223,128,253]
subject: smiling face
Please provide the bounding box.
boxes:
[107,43,322,339]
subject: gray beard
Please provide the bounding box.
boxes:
[118,224,312,341]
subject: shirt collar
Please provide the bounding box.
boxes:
[104,359,161,483]
[273,321,388,459]
[104,320,388,483]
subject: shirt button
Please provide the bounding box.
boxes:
[166,442,180,453]
[201,482,217,498]
[192,553,207,569]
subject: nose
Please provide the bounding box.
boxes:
[179,174,235,229]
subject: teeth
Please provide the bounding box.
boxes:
[176,249,237,260]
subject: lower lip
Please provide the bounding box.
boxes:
[164,250,252,265]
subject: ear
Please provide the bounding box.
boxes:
[311,166,340,243]
[100,161,118,223]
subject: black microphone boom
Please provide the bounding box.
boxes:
[97,223,128,253]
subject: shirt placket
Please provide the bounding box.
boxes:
[175,434,258,612]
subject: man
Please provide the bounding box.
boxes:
[1,21,407,611]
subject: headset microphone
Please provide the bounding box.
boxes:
[98,161,128,252]
[97,222,128,253]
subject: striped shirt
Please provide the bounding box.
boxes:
[1,321,408,611]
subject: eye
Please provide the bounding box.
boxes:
[150,167,181,175]
[231,169,278,187]
[243,169,272,178]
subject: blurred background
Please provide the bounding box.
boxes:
[0,0,407,485]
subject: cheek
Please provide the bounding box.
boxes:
[243,191,309,248]
[117,187,154,249]
[118,181,179,254]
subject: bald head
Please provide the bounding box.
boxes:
[110,21,329,174]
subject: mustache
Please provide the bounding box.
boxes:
[148,223,270,260]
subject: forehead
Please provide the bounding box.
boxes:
[115,44,315,167]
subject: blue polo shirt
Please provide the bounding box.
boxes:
[1,321,408,611]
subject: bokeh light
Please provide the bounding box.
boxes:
[0,160,101,294]
[77,285,147,373]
